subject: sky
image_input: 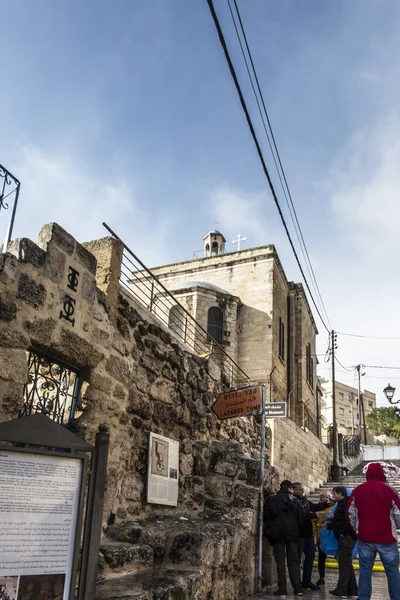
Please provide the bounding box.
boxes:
[1,0,400,406]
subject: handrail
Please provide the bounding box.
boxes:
[103,222,250,386]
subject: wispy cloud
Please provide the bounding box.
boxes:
[329,113,400,253]
[3,145,172,266]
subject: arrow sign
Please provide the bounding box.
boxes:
[211,385,262,420]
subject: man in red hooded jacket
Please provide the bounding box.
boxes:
[347,462,400,600]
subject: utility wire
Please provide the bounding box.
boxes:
[228,0,332,330]
[335,356,354,373]
[206,0,330,333]
[362,365,400,370]
[337,331,400,340]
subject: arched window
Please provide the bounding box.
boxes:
[211,241,219,255]
[207,306,224,344]
[169,305,186,342]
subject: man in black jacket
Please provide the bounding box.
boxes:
[264,480,305,597]
[323,486,358,598]
[293,482,329,591]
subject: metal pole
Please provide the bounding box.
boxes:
[361,393,367,444]
[2,181,20,252]
[331,330,339,479]
[257,384,266,593]
[78,424,109,600]
[357,365,362,440]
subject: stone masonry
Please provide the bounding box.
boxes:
[0,223,284,600]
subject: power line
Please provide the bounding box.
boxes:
[362,365,400,370]
[228,0,332,330]
[337,331,400,340]
[205,0,330,333]
[334,356,355,373]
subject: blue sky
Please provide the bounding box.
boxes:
[1,0,400,404]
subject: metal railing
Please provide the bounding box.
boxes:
[192,248,228,259]
[103,223,250,387]
[343,434,361,458]
[1,164,20,251]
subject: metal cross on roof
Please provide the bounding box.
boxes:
[232,233,247,251]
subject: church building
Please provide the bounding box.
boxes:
[149,229,319,434]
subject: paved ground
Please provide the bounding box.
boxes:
[253,568,390,599]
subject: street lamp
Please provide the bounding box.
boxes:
[383,384,396,404]
[383,384,400,420]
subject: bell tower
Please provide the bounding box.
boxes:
[203,228,226,257]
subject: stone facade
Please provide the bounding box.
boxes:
[148,246,320,431]
[320,379,376,442]
[0,223,284,599]
[271,417,332,493]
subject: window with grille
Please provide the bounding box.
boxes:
[20,349,80,430]
[278,317,285,360]
[168,305,187,342]
[207,306,224,344]
[306,343,314,387]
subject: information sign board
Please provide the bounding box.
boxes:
[211,385,262,420]
[0,451,83,600]
[147,432,179,506]
[264,401,287,418]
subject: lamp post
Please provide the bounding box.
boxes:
[383,384,400,418]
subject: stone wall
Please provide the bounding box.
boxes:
[0,223,282,599]
[271,417,332,493]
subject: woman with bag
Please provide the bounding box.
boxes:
[313,492,335,585]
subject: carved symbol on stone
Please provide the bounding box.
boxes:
[59,294,76,327]
[67,266,80,292]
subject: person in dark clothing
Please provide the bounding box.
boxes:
[323,486,358,598]
[264,480,305,598]
[293,482,329,591]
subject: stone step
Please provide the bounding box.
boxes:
[99,541,154,576]
[96,568,203,600]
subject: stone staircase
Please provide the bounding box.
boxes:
[95,516,254,600]
[309,460,400,501]
[308,460,400,568]
[94,441,275,600]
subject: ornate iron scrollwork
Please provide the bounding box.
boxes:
[1,163,21,249]
[0,165,12,211]
[20,350,80,429]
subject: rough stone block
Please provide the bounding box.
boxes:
[38,222,75,254]
[0,380,25,418]
[89,372,112,394]
[7,238,46,268]
[44,244,66,284]
[0,349,27,383]
[106,354,132,387]
[153,401,177,427]
[0,297,17,321]
[81,271,96,304]
[232,484,259,509]
[24,317,57,346]
[74,241,97,274]
[100,542,153,570]
[0,326,29,348]
[58,328,104,368]
[150,380,179,405]
[17,274,46,308]
[204,474,233,502]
